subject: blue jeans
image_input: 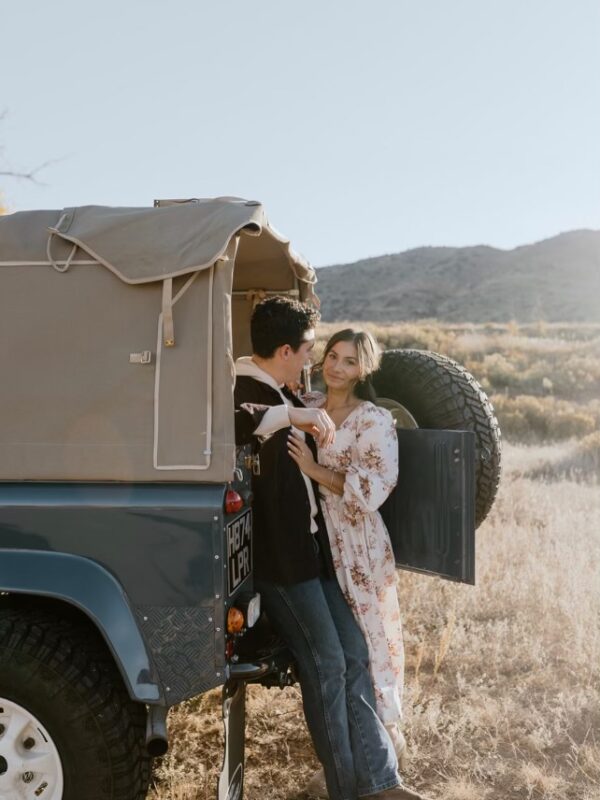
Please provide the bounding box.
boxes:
[255,576,400,800]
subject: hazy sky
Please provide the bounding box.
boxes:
[1,0,598,266]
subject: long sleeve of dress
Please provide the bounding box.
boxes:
[341,406,398,523]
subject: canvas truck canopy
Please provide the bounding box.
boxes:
[0,198,318,483]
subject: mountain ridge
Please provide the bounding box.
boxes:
[315,229,600,323]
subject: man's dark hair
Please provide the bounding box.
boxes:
[251,296,320,358]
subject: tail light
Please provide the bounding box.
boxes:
[227,607,245,634]
[225,488,244,514]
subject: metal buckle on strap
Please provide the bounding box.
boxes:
[130,351,152,365]
[244,454,261,475]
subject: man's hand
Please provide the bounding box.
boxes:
[288,407,335,447]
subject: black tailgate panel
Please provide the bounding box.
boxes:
[380,429,476,584]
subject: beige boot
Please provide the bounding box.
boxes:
[301,727,408,799]
[301,725,408,799]
[385,722,409,771]
[302,767,328,799]
[363,787,430,800]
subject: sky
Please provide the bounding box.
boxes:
[1,0,599,266]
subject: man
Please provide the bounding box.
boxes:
[234,296,426,800]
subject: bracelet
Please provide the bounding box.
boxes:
[329,470,336,492]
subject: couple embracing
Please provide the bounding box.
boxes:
[234,297,427,800]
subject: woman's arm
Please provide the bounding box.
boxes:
[342,406,398,514]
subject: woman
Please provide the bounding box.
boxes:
[287,329,406,783]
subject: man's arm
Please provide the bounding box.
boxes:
[234,402,273,445]
[234,376,335,446]
[234,377,289,445]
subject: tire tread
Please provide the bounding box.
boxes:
[374,349,502,526]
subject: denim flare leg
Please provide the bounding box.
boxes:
[255,576,400,800]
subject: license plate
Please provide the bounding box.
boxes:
[226,509,252,595]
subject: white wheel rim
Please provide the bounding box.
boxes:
[375,396,419,429]
[0,698,64,800]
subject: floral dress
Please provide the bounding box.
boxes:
[315,399,404,724]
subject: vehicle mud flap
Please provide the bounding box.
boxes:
[218,679,247,800]
[380,429,476,584]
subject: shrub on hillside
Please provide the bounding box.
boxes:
[468,350,600,399]
[491,395,598,441]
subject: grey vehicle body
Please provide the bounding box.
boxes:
[0,482,241,707]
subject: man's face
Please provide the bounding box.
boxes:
[284,334,315,385]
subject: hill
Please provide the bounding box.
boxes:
[315,230,600,322]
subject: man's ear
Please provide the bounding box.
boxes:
[278,344,292,360]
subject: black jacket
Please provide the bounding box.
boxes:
[234,375,335,585]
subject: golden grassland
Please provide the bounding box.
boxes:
[150,322,600,800]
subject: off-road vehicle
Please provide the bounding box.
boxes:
[0,198,501,800]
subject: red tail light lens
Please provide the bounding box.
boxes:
[225,489,244,514]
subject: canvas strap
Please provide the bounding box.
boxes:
[162,278,175,347]
[46,232,78,273]
[304,283,321,309]
[246,288,267,309]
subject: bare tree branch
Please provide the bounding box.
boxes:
[0,108,61,185]
[0,158,64,185]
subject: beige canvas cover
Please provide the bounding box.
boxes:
[0,198,318,483]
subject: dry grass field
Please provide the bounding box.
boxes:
[150,322,600,800]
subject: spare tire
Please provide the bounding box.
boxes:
[373,349,501,527]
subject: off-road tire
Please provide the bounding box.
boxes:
[0,607,151,800]
[373,349,501,527]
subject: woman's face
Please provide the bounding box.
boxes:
[322,340,361,392]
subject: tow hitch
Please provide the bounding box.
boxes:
[218,680,246,800]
